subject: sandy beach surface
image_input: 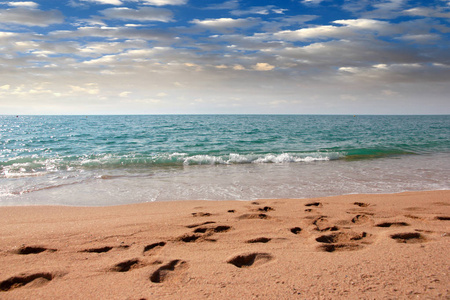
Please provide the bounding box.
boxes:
[1,190,449,299]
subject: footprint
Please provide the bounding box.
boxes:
[290,227,302,234]
[315,231,372,252]
[376,222,409,228]
[354,202,370,207]
[227,210,236,213]
[110,259,143,272]
[305,202,322,207]
[316,231,369,243]
[191,212,211,217]
[185,221,216,228]
[149,260,187,283]
[435,216,450,221]
[15,246,56,255]
[82,246,113,253]
[313,216,339,232]
[246,237,271,243]
[238,213,270,220]
[319,244,363,253]
[176,234,201,243]
[390,232,426,243]
[143,242,166,254]
[257,206,274,212]
[351,214,372,225]
[193,225,231,234]
[227,253,273,268]
[175,234,216,243]
[0,272,55,291]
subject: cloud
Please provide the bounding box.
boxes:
[266,18,398,42]
[0,7,64,26]
[398,33,441,43]
[231,5,287,16]
[6,1,38,8]
[82,0,123,5]
[140,0,187,6]
[50,25,175,41]
[191,17,259,31]
[100,7,173,22]
[403,7,450,18]
[253,62,275,71]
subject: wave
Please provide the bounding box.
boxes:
[0,147,423,178]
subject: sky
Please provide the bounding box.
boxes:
[0,0,449,115]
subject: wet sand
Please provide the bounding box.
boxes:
[0,191,449,299]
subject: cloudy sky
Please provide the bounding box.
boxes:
[0,0,449,114]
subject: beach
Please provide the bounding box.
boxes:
[1,190,449,299]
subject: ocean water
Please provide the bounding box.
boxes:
[1,115,449,206]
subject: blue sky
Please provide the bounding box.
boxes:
[0,0,449,114]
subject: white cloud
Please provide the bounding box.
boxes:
[231,5,287,16]
[100,7,173,22]
[333,19,389,30]
[403,7,450,18]
[7,1,38,8]
[140,0,187,6]
[191,17,258,30]
[119,91,131,97]
[81,0,123,5]
[253,62,275,71]
[0,8,64,26]
[273,25,345,41]
[398,34,441,43]
[0,31,17,38]
[70,84,100,95]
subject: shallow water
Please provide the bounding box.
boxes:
[1,115,449,206]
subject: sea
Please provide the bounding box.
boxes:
[1,115,449,206]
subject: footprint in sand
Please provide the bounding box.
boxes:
[81,244,130,254]
[176,225,232,243]
[351,214,373,225]
[290,227,302,234]
[238,213,271,220]
[193,225,231,234]
[185,221,216,228]
[149,260,187,283]
[376,222,409,228]
[390,232,427,243]
[257,206,274,212]
[305,202,322,207]
[191,212,212,217]
[312,216,339,232]
[315,231,373,252]
[110,258,145,272]
[435,216,450,221]
[246,237,271,243]
[227,252,273,268]
[82,246,113,253]
[143,242,166,255]
[354,202,370,207]
[0,272,61,291]
[14,246,56,255]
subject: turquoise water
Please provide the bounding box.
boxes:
[1,115,449,206]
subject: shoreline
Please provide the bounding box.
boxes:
[1,190,449,299]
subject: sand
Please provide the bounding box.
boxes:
[0,190,449,299]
